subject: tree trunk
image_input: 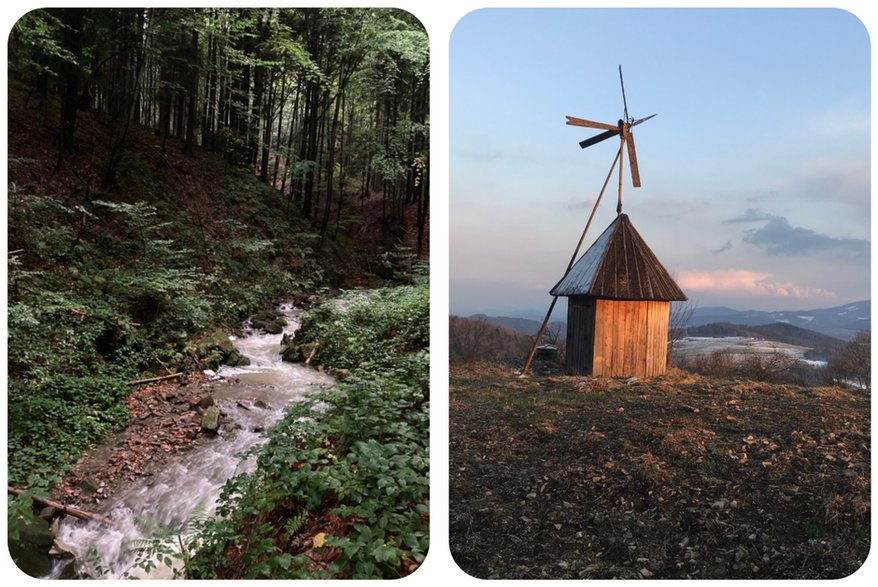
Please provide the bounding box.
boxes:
[183,28,199,155]
[54,8,85,154]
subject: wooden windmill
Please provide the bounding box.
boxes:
[565,65,656,213]
[523,66,686,377]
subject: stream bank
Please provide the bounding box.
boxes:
[13,303,334,579]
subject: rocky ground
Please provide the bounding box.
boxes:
[449,364,870,580]
[51,373,220,508]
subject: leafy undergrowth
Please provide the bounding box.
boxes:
[186,285,429,579]
[449,366,870,579]
[6,89,394,492]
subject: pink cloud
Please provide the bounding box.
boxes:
[677,269,838,301]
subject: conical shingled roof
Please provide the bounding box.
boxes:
[550,214,687,301]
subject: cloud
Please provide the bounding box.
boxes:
[743,216,869,256]
[723,208,775,223]
[723,208,869,257]
[711,240,733,254]
[677,269,838,301]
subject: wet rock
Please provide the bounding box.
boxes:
[280,333,303,363]
[254,399,269,409]
[49,539,77,559]
[196,331,235,368]
[222,350,251,367]
[15,516,54,548]
[251,311,285,334]
[264,320,284,334]
[78,476,99,495]
[200,406,221,434]
[197,395,215,409]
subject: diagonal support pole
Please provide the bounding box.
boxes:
[521,146,623,376]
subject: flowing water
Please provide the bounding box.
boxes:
[50,303,334,579]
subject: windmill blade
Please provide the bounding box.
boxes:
[566,116,619,132]
[579,128,619,149]
[626,132,641,187]
[630,113,657,128]
[619,65,629,122]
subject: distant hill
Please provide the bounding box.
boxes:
[685,322,847,360]
[468,314,566,342]
[688,300,870,341]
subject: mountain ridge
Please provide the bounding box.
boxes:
[460,300,870,342]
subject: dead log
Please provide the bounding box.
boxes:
[126,372,184,386]
[7,487,118,528]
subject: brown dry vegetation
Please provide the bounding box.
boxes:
[449,366,870,579]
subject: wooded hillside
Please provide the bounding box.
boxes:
[6,7,429,493]
[9,7,428,255]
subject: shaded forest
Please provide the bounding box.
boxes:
[9,7,428,255]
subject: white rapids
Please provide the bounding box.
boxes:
[49,303,334,579]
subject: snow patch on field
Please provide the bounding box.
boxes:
[674,336,819,366]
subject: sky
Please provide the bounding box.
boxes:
[449,7,871,318]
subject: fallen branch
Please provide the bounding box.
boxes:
[127,372,184,386]
[305,343,320,365]
[8,487,118,528]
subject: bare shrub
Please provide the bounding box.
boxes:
[737,350,798,383]
[667,300,696,365]
[449,315,533,365]
[827,330,870,389]
[684,348,812,385]
[690,348,736,377]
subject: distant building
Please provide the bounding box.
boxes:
[550,213,687,377]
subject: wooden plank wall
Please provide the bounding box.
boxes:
[591,299,669,378]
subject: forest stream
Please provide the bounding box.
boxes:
[44,304,335,579]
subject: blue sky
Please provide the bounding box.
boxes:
[449,7,870,317]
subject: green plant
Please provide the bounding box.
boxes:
[188,284,429,579]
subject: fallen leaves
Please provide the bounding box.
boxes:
[52,375,209,506]
[450,369,870,580]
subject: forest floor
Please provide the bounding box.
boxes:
[449,364,870,580]
[8,89,427,287]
